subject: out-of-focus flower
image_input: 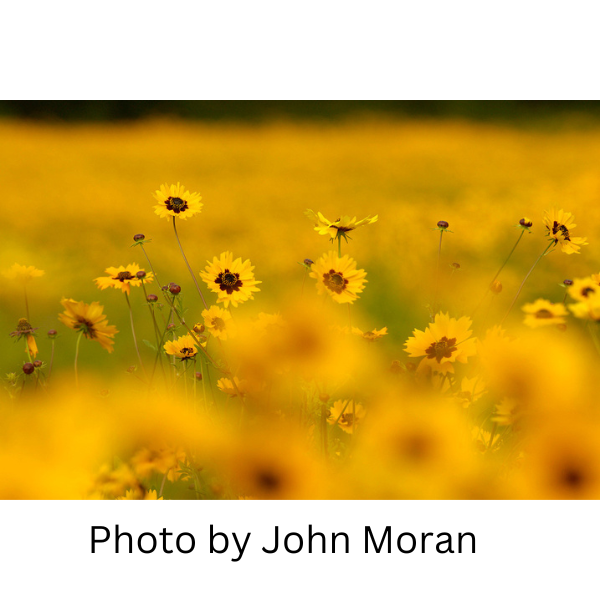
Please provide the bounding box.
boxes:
[131,446,187,482]
[154,182,202,220]
[351,326,388,341]
[217,377,247,398]
[567,277,599,302]
[310,251,367,304]
[163,334,198,361]
[94,263,153,294]
[58,298,118,352]
[543,208,588,254]
[522,299,568,328]
[493,398,521,427]
[404,313,477,373]
[202,305,236,340]
[453,377,486,408]
[569,294,600,321]
[2,263,44,284]
[304,210,378,240]
[327,400,366,433]
[200,251,261,308]
[10,318,38,358]
[117,489,163,500]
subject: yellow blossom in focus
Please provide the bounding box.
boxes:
[153,182,202,220]
[304,210,378,240]
[94,263,153,294]
[310,251,367,304]
[543,208,587,254]
[522,299,568,328]
[163,334,198,361]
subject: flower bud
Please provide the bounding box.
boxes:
[167,323,176,331]
[136,270,146,279]
[33,360,42,368]
[169,283,181,295]
[133,234,145,242]
[193,323,205,334]
[195,372,203,381]
[451,262,460,269]
[47,329,57,338]
[303,259,314,266]
[319,393,330,403]
[147,294,158,303]
[437,220,449,229]
[490,280,503,295]
[519,218,533,228]
[563,279,573,286]
[22,362,34,375]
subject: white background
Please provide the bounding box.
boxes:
[1,501,598,598]
[1,1,600,99]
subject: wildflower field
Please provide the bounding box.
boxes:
[3,115,600,499]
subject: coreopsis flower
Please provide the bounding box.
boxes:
[543,208,588,254]
[451,377,486,408]
[304,210,378,240]
[153,182,203,220]
[94,263,153,294]
[522,299,568,328]
[58,298,118,353]
[567,277,600,302]
[202,305,236,340]
[9,318,38,358]
[310,251,367,304]
[217,376,247,398]
[569,294,600,321]
[163,334,198,361]
[2,263,44,283]
[404,313,477,373]
[327,400,366,433]
[118,489,163,500]
[200,251,261,308]
[351,326,388,341]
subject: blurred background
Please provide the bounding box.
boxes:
[2,100,600,376]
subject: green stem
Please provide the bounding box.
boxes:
[48,339,55,379]
[337,234,342,259]
[501,241,555,325]
[74,330,83,388]
[172,217,208,309]
[125,293,147,378]
[431,230,444,320]
[23,285,30,321]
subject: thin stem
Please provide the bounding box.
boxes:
[125,293,147,378]
[74,330,83,388]
[431,230,444,320]
[487,422,498,452]
[337,234,342,259]
[48,339,55,379]
[501,241,555,326]
[472,229,525,317]
[23,285,30,321]
[158,468,170,498]
[172,217,208,309]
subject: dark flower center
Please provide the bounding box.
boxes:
[551,221,571,241]
[425,336,457,363]
[113,271,134,282]
[560,466,586,490]
[165,196,188,214]
[582,287,596,297]
[340,412,355,426]
[180,347,195,360]
[535,309,555,319]
[215,269,243,294]
[323,269,348,294]
[76,318,96,338]
[256,470,281,491]
[211,317,226,331]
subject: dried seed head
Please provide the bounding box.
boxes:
[22,362,35,375]
[193,323,205,334]
[389,359,403,374]
[451,262,460,269]
[405,362,416,372]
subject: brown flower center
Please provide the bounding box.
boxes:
[256,470,281,491]
[211,317,226,331]
[215,269,243,294]
[560,466,586,490]
[535,309,554,319]
[425,336,457,363]
[582,287,596,297]
[180,347,195,360]
[551,221,571,241]
[113,271,134,282]
[76,318,97,338]
[323,269,348,294]
[165,196,188,214]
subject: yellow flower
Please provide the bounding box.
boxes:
[10,318,39,358]
[217,377,247,398]
[58,298,118,353]
[569,294,600,321]
[153,182,203,220]
[310,251,367,304]
[327,399,366,433]
[543,208,588,254]
[304,210,378,240]
[567,277,600,302]
[351,326,388,341]
[404,313,477,372]
[118,489,163,500]
[2,263,44,284]
[131,446,187,482]
[94,263,153,294]
[200,251,261,308]
[163,334,198,361]
[453,377,486,408]
[202,305,236,340]
[522,299,568,328]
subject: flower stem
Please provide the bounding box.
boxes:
[172,217,208,310]
[337,234,342,259]
[48,339,55,379]
[125,293,147,378]
[472,229,525,317]
[501,241,555,325]
[587,321,600,356]
[74,330,83,388]
[431,230,444,320]
[23,285,30,321]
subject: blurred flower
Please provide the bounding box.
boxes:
[453,377,486,408]
[217,377,247,398]
[2,263,44,283]
[493,398,521,427]
[200,251,261,308]
[522,299,568,328]
[94,263,153,294]
[310,251,367,304]
[569,294,600,321]
[58,298,118,352]
[567,277,599,302]
[304,210,378,240]
[10,318,38,357]
[327,400,366,433]
[118,489,163,500]
[543,208,588,254]
[202,305,236,340]
[153,182,202,220]
[163,334,198,361]
[404,313,477,372]
[351,326,388,341]
[131,446,187,482]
